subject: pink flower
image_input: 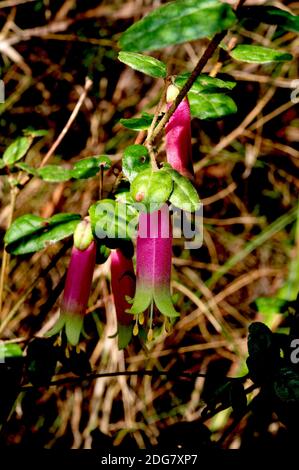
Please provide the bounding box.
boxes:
[110,249,135,326]
[165,84,194,180]
[128,204,178,325]
[48,221,96,346]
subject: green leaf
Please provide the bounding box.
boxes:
[119,0,236,52]
[5,213,81,255]
[71,155,111,179]
[255,297,288,315]
[0,159,6,169]
[120,113,154,131]
[118,51,166,78]
[23,128,48,137]
[89,199,137,242]
[15,162,38,176]
[0,343,23,361]
[274,367,299,403]
[238,6,299,34]
[122,145,151,182]
[188,91,237,119]
[164,167,200,212]
[37,165,72,182]
[175,73,236,93]
[118,324,133,350]
[130,169,173,212]
[230,45,293,64]
[3,136,33,166]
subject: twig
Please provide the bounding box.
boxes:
[0,185,18,315]
[39,77,93,167]
[148,31,227,148]
[20,369,241,391]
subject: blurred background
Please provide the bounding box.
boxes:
[0,0,298,449]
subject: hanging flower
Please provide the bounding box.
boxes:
[127,204,179,338]
[110,248,135,348]
[48,219,96,346]
[165,83,194,180]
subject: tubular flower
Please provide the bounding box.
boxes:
[128,204,179,336]
[110,249,135,348]
[165,84,194,180]
[48,220,96,346]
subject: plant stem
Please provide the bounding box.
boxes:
[0,185,18,315]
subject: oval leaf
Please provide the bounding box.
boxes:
[71,155,111,179]
[175,73,236,93]
[3,136,33,166]
[130,169,173,212]
[118,51,166,78]
[5,213,81,255]
[188,91,237,119]
[37,165,72,182]
[119,0,236,52]
[120,113,154,131]
[122,145,151,182]
[165,168,200,212]
[230,45,293,63]
[238,6,299,34]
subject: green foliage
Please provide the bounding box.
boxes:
[122,145,151,182]
[89,199,137,242]
[71,156,111,179]
[119,0,236,52]
[164,167,200,212]
[188,92,237,120]
[230,45,293,64]
[5,213,81,255]
[2,136,33,166]
[238,6,299,33]
[120,113,154,131]
[175,73,236,93]
[37,165,72,182]
[118,52,166,78]
[130,168,173,212]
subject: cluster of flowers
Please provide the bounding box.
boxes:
[50,85,194,348]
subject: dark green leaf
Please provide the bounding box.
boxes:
[23,128,48,137]
[130,168,173,212]
[5,213,81,255]
[255,297,288,315]
[188,91,237,119]
[0,159,5,169]
[274,367,299,403]
[118,51,166,78]
[3,136,33,166]
[230,381,247,417]
[15,162,38,176]
[120,113,154,131]
[71,155,111,179]
[238,6,299,34]
[0,343,23,361]
[118,324,133,350]
[122,145,151,182]
[175,73,236,93]
[26,338,58,386]
[37,165,72,182]
[230,45,293,63]
[119,0,236,52]
[164,167,200,212]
